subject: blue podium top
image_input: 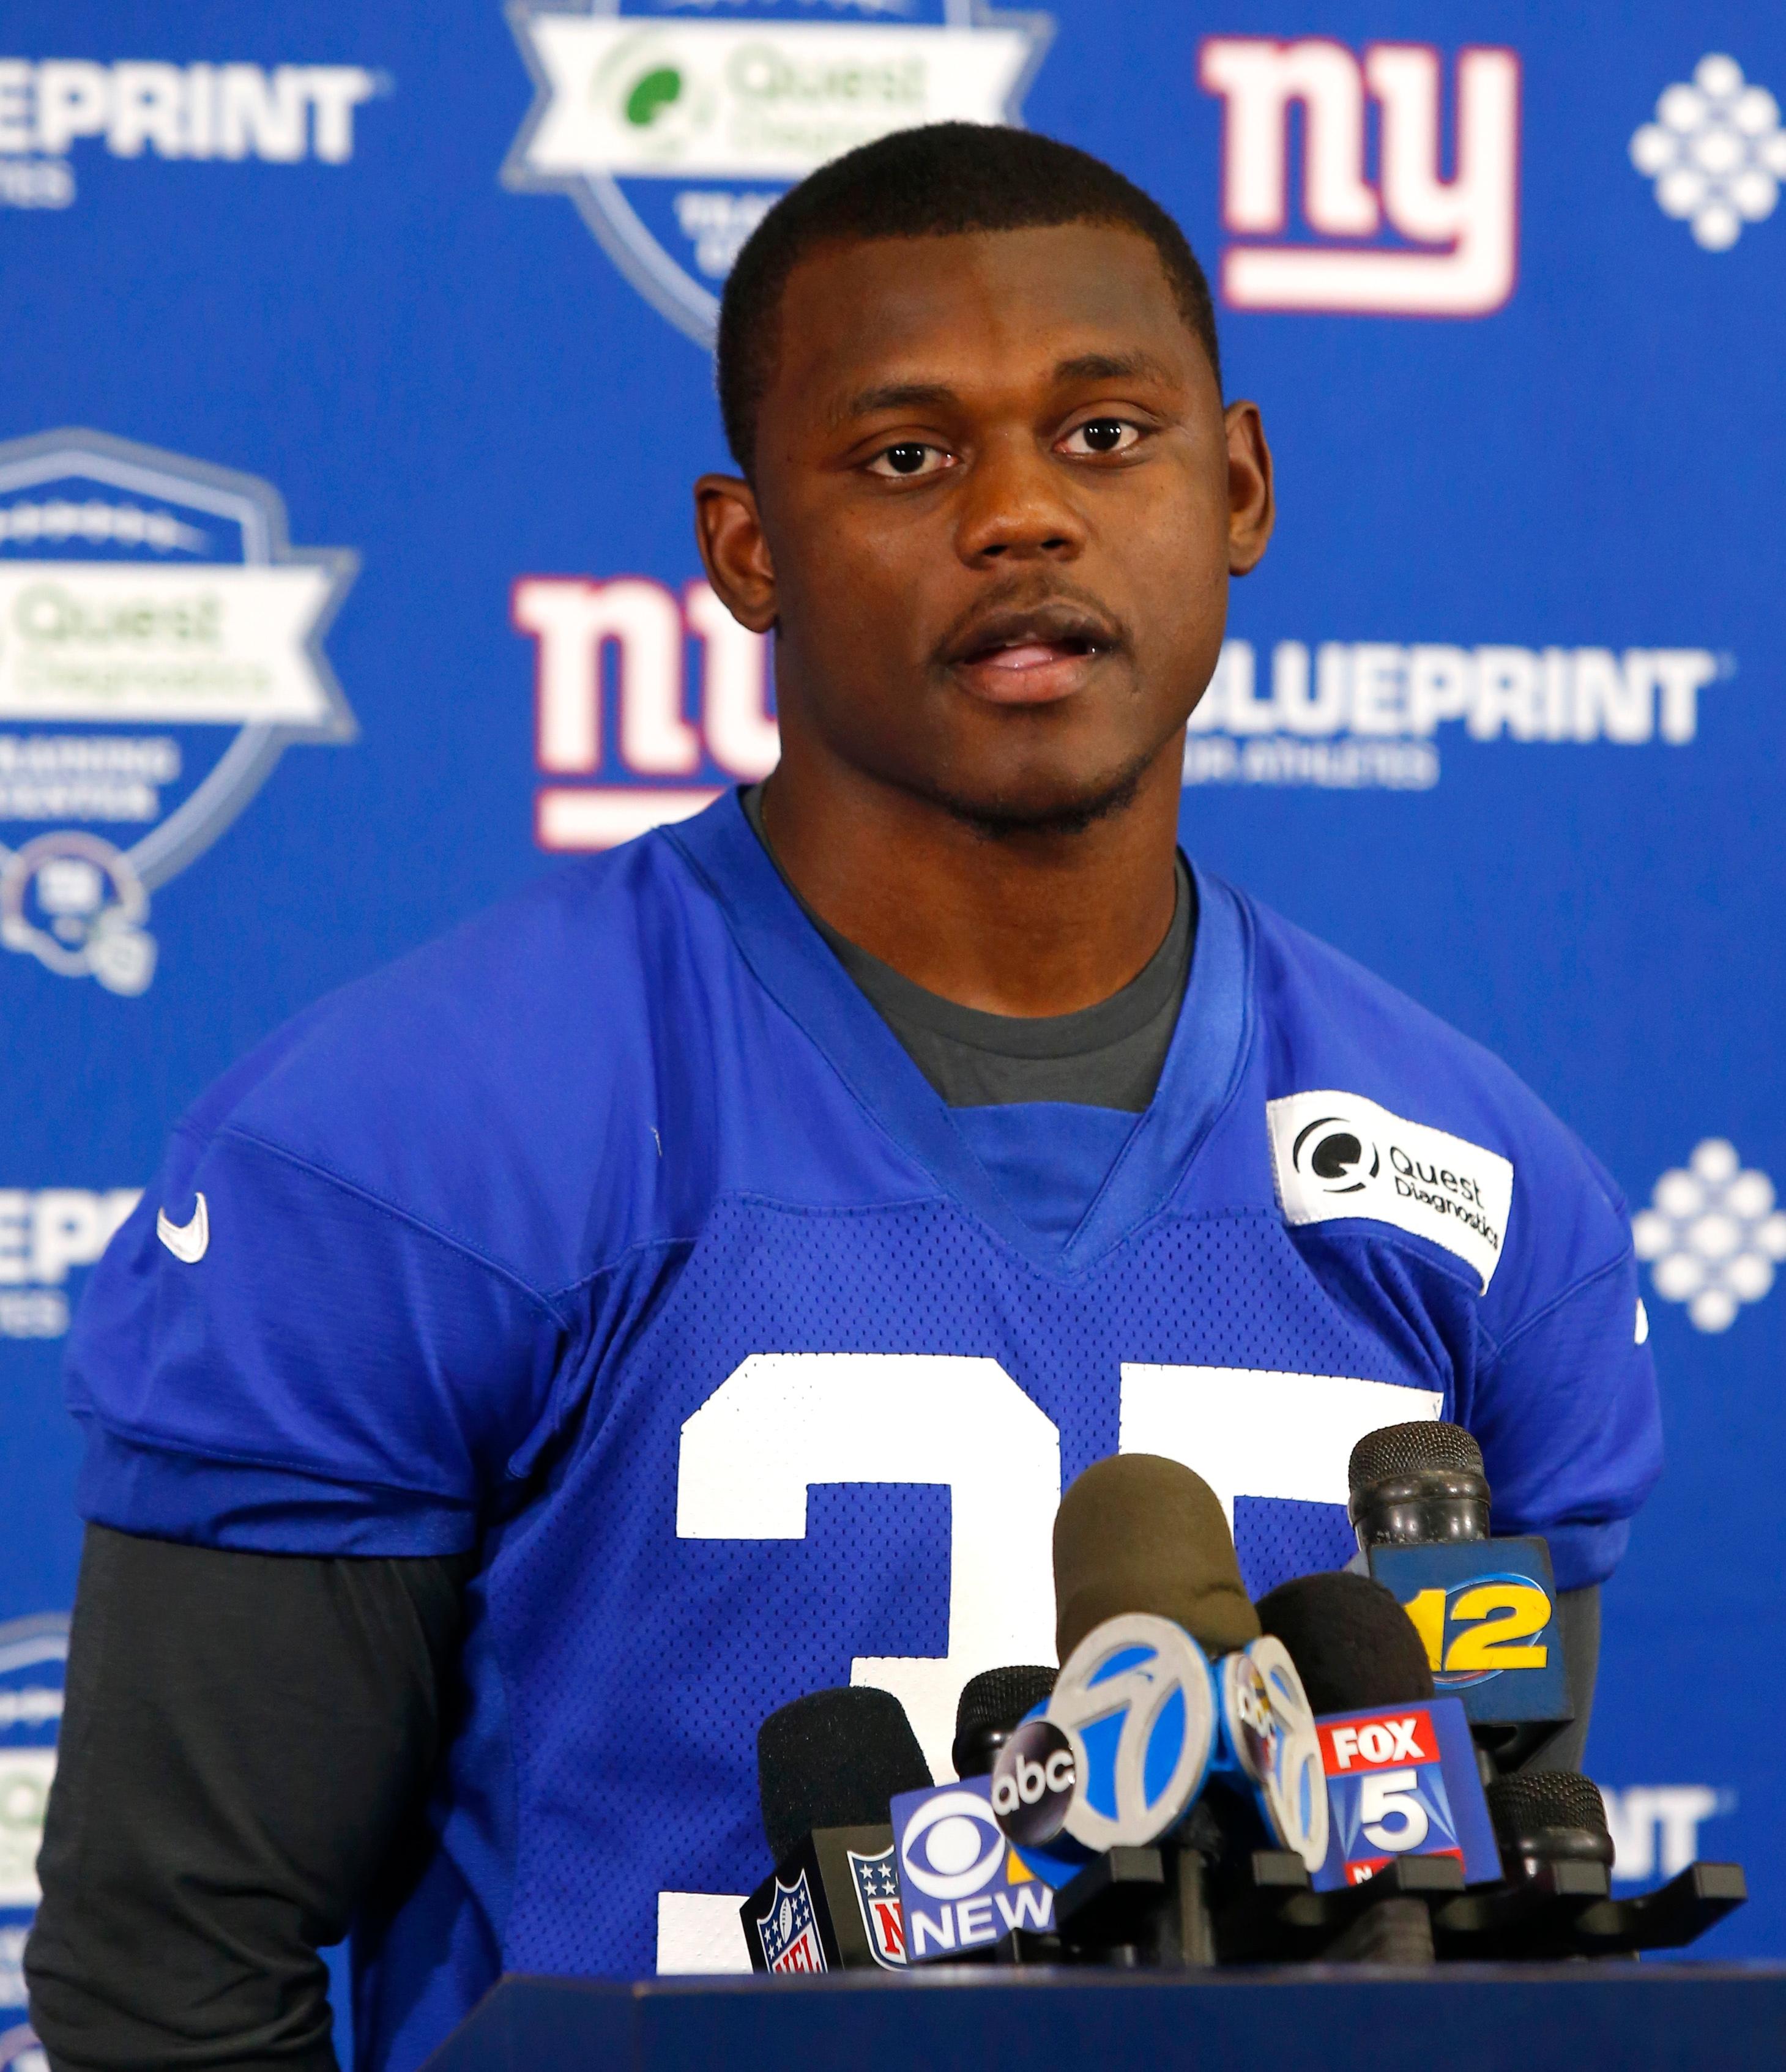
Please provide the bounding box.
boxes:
[423,1964,1786,2072]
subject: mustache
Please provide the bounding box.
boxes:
[932,581,1129,669]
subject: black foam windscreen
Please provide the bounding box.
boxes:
[1348,1420,1484,1496]
[1487,1770,1615,1866]
[1053,1453,1260,1662]
[756,1686,932,1865]
[955,1665,1057,1745]
[951,1665,1057,1777]
[1254,1570,1435,1715]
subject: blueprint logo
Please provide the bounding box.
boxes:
[0,59,385,211]
[1185,637,1725,791]
[0,431,356,991]
[1601,1784,1733,1884]
[503,1,1051,344]
[0,1187,138,1339]
[1631,54,1785,252]
[1199,37,1519,315]
[1632,1139,1786,1334]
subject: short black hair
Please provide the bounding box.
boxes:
[716,122,1221,476]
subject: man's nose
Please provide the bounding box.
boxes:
[954,433,1087,566]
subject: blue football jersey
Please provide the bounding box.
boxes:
[67,792,1659,2068]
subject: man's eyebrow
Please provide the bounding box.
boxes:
[1051,350,1180,387]
[828,381,959,429]
[827,352,1181,429]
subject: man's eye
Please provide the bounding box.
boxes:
[1061,419,1142,456]
[867,442,950,478]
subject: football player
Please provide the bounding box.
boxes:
[29,124,1658,2072]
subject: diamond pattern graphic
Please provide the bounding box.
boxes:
[1632,1140,1786,1332]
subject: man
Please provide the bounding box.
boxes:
[28,124,1659,2071]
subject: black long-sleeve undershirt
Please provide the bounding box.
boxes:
[26,1528,471,2072]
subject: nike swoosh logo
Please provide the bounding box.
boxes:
[157,1193,209,1264]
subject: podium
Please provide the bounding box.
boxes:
[423,1963,1786,2071]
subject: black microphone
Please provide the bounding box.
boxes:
[1254,1570,1436,1714]
[1247,1570,1457,1964]
[952,1665,1057,1780]
[1348,1420,1572,1772]
[741,1686,932,1973]
[1435,1770,1746,1959]
[1347,1420,1492,1550]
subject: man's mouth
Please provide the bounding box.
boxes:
[943,606,1120,705]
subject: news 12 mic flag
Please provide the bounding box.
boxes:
[1,0,1783,2011]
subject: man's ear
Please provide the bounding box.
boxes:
[694,474,778,632]
[1222,401,1274,577]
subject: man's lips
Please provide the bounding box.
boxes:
[942,609,1120,705]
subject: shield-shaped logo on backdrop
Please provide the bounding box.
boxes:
[503,0,1054,346]
[0,429,357,994]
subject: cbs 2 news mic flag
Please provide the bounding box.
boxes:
[890,1775,1057,1962]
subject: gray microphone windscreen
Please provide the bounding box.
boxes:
[1053,1453,1260,1663]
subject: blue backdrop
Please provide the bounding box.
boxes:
[2,0,1782,2039]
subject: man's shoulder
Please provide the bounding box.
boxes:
[1233,886,1631,1311]
[1239,889,1590,1167]
[221,836,692,1105]
[177,828,732,1287]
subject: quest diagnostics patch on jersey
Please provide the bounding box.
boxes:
[1267,1091,1514,1291]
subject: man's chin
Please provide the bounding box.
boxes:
[920,748,1159,842]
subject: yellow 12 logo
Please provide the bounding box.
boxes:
[1401,1573,1552,1688]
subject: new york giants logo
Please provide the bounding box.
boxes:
[1198,39,1520,316]
[513,575,777,852]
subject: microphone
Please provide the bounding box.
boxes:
[1016,1456,1322,1966]
[1348,1420,1571,1770]
[891,1452,1271,1970]
[1254,1570,1435,1715]
[1053,1452,1260,1660]
[1348,1421,1491,1549]
[1434,1770,1746,1958]
[741,1686,932,1973]
[1248,1569,1495,1963]
[951,1665,1057,1780]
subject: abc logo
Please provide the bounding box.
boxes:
[990,1719,1076,1848]
[1292,1114,1380,1195]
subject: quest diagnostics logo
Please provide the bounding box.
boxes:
[0,430,356,993]
[1268,1090,1514,1292]
[503,1,1052,344]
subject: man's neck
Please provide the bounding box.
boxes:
[757,744,1185,1019]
